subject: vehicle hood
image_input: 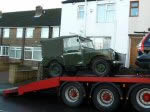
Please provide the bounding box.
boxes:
[83,48,115,60]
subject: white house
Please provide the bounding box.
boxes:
[60,0,130,67]
[129,0,150,34]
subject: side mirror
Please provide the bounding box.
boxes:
[77,39,79,42]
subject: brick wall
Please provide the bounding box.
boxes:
[25,27,41,46]
[2,27,42,46]
[1,27,43,67]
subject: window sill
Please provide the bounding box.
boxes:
[3,38,10,39]
[129,16,139,17]
[16,37,23,39]
[40,38,49,40]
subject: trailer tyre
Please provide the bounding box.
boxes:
[61,83,85,107]
[92,58,110,77]
[48,62,63,77]
[130,85,150,112]
[92,85,120,112]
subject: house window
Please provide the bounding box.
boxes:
[33,47,42,61]
[0,46,9,56]
[2,46,9,56]
[9,48,15,58]
[90,37,111,49]
[9,46,42,61]
[3,28,10,38]
[24,47,33,60]
[78,5,84,19]
[41,27,49,38]
[9,47,22,59]
[97,4,115,23]
[26,28,34,38]
[52,27,59,38]
[17,28,23,38]
[24,47,42,61]
[130,1,139,17]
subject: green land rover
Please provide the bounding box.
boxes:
[41,35,122,77]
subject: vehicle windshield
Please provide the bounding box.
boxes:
[80,38,94,49]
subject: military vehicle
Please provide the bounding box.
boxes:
[41,35,122,77]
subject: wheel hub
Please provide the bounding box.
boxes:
[136,88,150,108]
[143,93,150,102]
[70,90,78,98]
[97,89,114,107]
[102,93,111,102]
[65,86,80,103]
[96,64,106,72]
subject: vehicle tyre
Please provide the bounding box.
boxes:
[130,85,150,112]
[92,85,120,112]
[48,61,63,77]
[92,58,111,76]
[61,82,85,107]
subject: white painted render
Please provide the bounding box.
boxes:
[129,0,150,34]
[60,0,130,67]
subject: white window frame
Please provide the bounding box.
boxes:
[78,5,85,19]
[41,27,49,38]
[24,47,33,60]
[3,28,10,38]
[97,3,115,23]
[9,47,22,59]
[52,26,60,38]
[24,47,42,61]
[9,46,42,61]
[0,46,9,56]
[32,47,42,61]
[17,28,23,38]
[26,28,34,38]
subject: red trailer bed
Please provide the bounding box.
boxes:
[3,75,150,96]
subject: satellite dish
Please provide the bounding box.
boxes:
[34,6,43,18]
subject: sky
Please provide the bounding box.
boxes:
[0,0,64,13]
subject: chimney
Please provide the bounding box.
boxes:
[34,6,43,17]
[0,11,2,18]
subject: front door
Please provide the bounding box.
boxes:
[63,37,83,66]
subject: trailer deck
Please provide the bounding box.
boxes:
[3,75,150,96]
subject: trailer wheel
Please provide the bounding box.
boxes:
[61,83,85,107]
[48,62,63,77]
[130,85,150,112]
[92,58,110,77]
[92,85,120,112]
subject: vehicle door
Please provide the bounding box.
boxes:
[63,37,83,66]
